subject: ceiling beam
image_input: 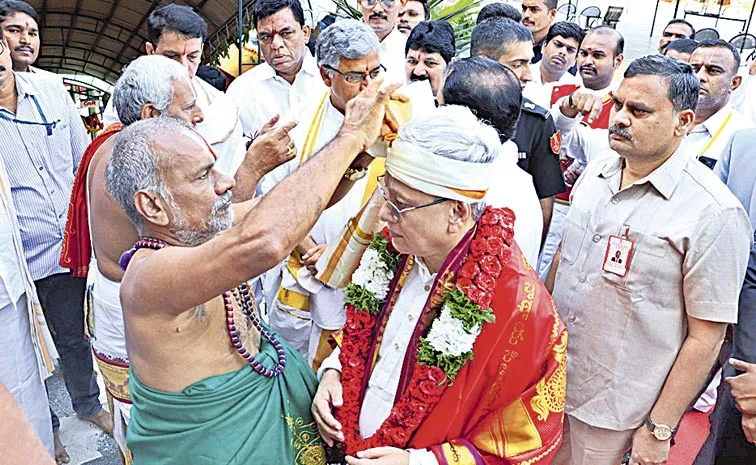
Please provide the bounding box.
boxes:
[38,25,142,57]
[82,0,123,65]
[184,0,220,29]
[63,0,85,51]
[112,0,161,65]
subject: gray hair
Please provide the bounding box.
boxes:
[398,105,501,220]
[113,55,190,126]
[316,19,380,70]
[624,55,699,113]
[106,117,189,228]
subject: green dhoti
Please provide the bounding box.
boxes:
[126,337,326,465]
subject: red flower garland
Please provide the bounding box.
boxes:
[335,207,515,455]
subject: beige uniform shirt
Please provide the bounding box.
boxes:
[553,146,752,431]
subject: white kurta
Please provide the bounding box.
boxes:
[262,94,372,360]
[319,259,440,465]
[522,64,582,110]
[486,141,543,268]
[379,28,408,85]
[226,52,325,137]
[0,157,56,455]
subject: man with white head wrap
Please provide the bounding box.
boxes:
[313,105,566,465]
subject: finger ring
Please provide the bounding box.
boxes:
[287,146,296,156]
[568,93,576,109]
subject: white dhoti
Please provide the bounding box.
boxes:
[0,294,54,456]
[88,260,131,463]
[537,201,570,281]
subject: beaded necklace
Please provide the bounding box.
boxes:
[120,237,287,378]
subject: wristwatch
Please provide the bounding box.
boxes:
[645,417,676,441]
[344,167,367,181]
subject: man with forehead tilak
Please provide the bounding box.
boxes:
[108,76,402,464]
[312,105,566,465]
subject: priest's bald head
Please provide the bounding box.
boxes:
[378,105,500,269]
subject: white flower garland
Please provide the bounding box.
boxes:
[351,247,395,301]
[425,304,482,358]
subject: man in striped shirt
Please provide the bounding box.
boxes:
[0,26,111,463]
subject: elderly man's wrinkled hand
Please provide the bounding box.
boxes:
[311,369,344,447]
[246,120,298,177]
[341,76,403,152]
[726,358,756,414]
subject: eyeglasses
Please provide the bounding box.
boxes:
[324,64,385,84]
[377,175,449,222]
[362,0,397,10]
[257,27,297,45]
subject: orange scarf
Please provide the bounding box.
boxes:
[60,123,123,277]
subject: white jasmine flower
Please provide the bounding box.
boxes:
[426,305,481,357]
[351,247,396,301]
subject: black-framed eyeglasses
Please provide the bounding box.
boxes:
[377,175,449,222]
[324,64,385,84]
[362,0,397,10]
[0,41,4,56]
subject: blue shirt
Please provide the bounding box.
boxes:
[716,128,756,232]
[0,73,89,280]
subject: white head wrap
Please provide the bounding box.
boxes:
[385,105,500,202]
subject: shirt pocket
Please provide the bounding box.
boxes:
[561,206,591,265]
[602,231,669,297]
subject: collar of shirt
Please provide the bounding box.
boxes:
[699,103,734,136]
[255,50,319,83]
[380,27,406,52]
[13,72,37,101]
[598,146,687,200]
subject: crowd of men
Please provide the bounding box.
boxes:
[1,0,756,465]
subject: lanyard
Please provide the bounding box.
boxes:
[0,94,59,136]
[697,112,732,159]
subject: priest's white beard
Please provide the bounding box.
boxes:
[169,191,235,246]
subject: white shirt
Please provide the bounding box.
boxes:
[379,28,408,85]
[226,52,324,137]
[551,82,617,165]
[319,259,440,465]
[679,104,749,164]
[0,195,24,309]
[486,142,543,267]
[523,64,582,109]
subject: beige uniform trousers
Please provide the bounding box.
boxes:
[554,414,636,465]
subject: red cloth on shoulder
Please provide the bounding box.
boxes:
[60,123,123,277]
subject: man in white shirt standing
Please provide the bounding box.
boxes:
[261,19,389,369]
[227,0,324,138]
[358,0,408,83]
[684,39,749,170]
[523,21,583,109]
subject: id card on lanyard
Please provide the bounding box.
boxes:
[603,224,634,277]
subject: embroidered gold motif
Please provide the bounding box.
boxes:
[509,321,525,345]
[530,331,567,422]
[521,253,533,271]
[285,414,327,465]
[549,300,561,347]
[517,281,536,320]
